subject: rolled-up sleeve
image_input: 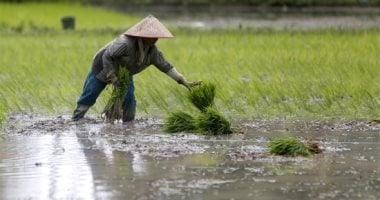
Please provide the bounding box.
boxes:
[151,47,173,73]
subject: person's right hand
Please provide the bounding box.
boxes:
[182,80,202,90]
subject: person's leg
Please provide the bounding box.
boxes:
[122,76,136,122]
[72,71,107,120]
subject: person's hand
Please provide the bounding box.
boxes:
[182,80,202,90]
[109,74,120,87]
[111,78,120,87]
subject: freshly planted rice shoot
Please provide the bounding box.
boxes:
[102,67,130,123]
[196,107,232,135]
[268,136,320,157]
[164,111,196,133]
[188,82,216,112]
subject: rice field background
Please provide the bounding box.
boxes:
[0,3,379,125]
[0,3,141,31]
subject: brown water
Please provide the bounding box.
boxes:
[1,113,379,199]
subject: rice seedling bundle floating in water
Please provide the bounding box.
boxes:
[164,111,196,133]
[268,136,321,157]
[102,67,130,123]
[196,107,232,135]
[188,82,216,112]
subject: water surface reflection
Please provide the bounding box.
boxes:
[0,135,95,199]
[0,115,379,199]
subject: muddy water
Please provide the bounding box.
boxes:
[1,113,379,199]
[166,14,380,30]
[119,6,380,30]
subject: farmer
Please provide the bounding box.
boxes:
[72,15,200,122]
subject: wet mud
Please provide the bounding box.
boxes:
[1,113,379,199]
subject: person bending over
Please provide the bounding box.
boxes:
[72,15,200,122]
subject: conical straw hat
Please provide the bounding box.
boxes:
[124,15,174,38]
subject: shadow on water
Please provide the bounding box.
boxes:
[0,113,379,199]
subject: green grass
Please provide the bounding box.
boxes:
[0,102,6,123]
[166,29,380,120]
[0,3,141,31]
[0,3,379,124]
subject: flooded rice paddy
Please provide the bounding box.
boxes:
[123,6,380,30]
[1,113,379,199]
[167,14,380,30]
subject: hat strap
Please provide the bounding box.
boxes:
[137,38,145,65]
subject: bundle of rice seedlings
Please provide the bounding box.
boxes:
[268,136,314,157]
[102,67,130,123]
[188,82,216,112]
[164,111,196,133]
[196,107,232,135]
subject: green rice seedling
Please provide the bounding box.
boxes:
[164,111,197,133]
[196,107,232,135]
[102,67,130,123]
[268,136,315,157]
[188,82,216,112]
[0,3,379,120]
[0,103,5,124]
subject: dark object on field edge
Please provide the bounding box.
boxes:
[61,16,75,30]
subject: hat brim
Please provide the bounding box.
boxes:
[124,15,174,39]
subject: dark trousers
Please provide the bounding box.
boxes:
[73,71,136,121]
